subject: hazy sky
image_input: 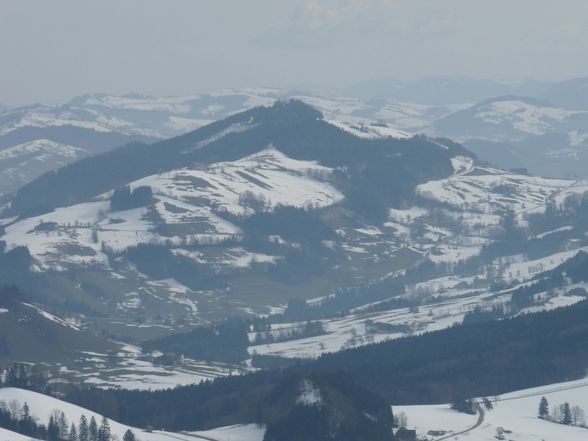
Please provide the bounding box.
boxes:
[2,0,588,105]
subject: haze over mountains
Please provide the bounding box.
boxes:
[2,75,588,204]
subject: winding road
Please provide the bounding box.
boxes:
[434,401,485,441]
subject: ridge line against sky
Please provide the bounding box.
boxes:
[1,0,588,105]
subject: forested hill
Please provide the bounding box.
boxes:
[8,100,470,217]
[65,299,588,432]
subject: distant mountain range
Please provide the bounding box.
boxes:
[434,96,588,177]
[0,88,456,197]
[2,76,588,199]
[345,75,588,108]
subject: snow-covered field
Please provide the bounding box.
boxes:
[0,139,89,195]
[0,388,264,441]
[247,245,588,359]
[475,99,582,138]
[0,427,38,441]
[325,120,410,140]
[1,147,342,271]
[417,165,575,214]
[395,378,588,441]
[134,147,343,217]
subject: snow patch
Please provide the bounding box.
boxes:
[326,120,411,140]
[297,379,323,406]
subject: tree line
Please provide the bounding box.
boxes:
[0,398,138,441]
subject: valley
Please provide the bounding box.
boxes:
[2,100,588,390]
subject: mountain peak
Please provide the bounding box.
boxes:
[247,99,323,127]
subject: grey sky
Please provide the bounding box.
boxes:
[1,0,588,105]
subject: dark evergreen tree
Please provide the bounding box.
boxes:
[123,429,136,441]
[17,363,28,388]
[89,416,99,441]
[47,414,60,441]
[563,402,572,425]
[79,415,89,441]
[19,402,33,435]
[451,398,476,415]
[69,423,78,441]
[58,411,69,440]
[5,365,17,386]
[538,396,549,419]
[98,416,111,441]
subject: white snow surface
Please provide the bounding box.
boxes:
[1,147,341,271]
[297,379,323,406]
[326,120,411,140]
[0,139,85,161]
[417,165,577,214]
[23,303,79,330]
[189,425,265,441]
[476,99,583,136]
[395,378,588,441]
[133,146,343,216]
[0,427,41,441]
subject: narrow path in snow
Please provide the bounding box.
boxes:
[515,179,580,217]
[153,431,221,441]
[493,379,588,403]
[179,431,223,441]
[434,401,485,441]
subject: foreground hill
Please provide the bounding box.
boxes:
[0,387,264,441]
[0,372,395,441]
[397,378,588,440]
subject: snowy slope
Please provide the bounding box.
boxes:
[434,96,588,178]
[0,89,448,195]
[395,378,588,441]
[0,139,88,196]
[1,147,342,271]
[0,427,41,441]
[417,164,576,214]
[325,120,411,140]
[435,97,588,142]
[0,388,264,441]
[134,147,343,216]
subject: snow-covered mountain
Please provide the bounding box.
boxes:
[0,89,457,197]
[0,101,467,326]
[3,76,588,200]
[435,96,588,177]
[1,100,588,374]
